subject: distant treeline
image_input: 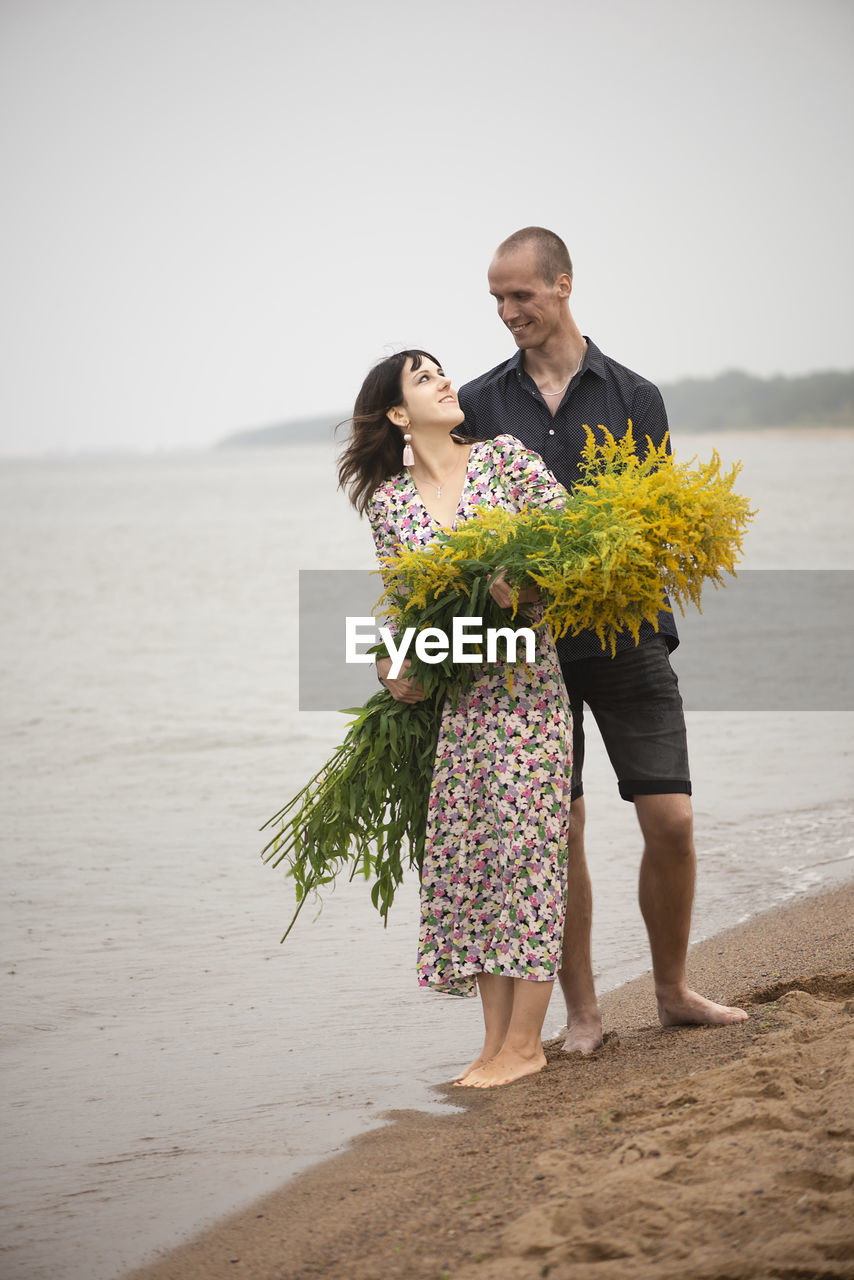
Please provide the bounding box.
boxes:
[660,368,854,431]
[217,368,854,447]
[217,413,342,447]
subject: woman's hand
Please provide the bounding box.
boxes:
[376,655,427,703]
[488,569,540,610]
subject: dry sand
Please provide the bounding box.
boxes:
[126,883,854,1280]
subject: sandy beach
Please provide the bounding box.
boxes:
[125,881,854,1280]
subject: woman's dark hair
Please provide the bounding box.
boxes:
[337,348,441,515]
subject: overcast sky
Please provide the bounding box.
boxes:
[1,0,852,454]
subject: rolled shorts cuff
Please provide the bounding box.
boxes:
[617,778,693,803]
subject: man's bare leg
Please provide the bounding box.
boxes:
[557,797,604,1054]
[635,793,747,1026]
[457,977,553,1089]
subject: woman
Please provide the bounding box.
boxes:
[338,349,572,1089]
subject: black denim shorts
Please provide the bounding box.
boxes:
[560,636,692,803]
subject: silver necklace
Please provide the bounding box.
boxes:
[409,449,467,499]
[540,343,587,397]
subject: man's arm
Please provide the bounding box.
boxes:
[457,381,477,438]
[631,382,671,457]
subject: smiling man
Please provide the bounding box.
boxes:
[458,227,748,1053]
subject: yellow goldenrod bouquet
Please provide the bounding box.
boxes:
[262,427,754,939]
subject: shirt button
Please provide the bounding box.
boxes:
[548,429,555,436]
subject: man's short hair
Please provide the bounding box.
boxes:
[494,226,573,284]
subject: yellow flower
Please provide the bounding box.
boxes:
[376,424,755,657]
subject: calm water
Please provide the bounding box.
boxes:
[1,431,853,1279]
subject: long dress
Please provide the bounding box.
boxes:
[368,435,573,997]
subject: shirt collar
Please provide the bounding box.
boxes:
[507,348,525,381]
[583,337,606,379]
[507,336,606,383]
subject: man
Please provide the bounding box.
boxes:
[457,227,747,1053]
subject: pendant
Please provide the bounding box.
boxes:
[436,486,442,498]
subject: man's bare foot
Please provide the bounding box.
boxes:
[454,1048,547,1089]
[559,1008,604,1055]
[657,985,748,1027]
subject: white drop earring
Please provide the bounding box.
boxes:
[402,432,414,467]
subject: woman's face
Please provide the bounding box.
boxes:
[392,357,465,434]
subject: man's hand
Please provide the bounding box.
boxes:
[376,655,426,703]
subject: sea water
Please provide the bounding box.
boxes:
[1,431,852,1279]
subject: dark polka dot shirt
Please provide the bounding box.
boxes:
[457,337,680,662]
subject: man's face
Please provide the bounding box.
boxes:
[487,246,570,350]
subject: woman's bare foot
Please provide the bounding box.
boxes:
[454,1053,492,1083]
[657,985,748,1027]
[454,1048,547,1089]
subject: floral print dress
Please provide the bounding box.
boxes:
[368,435,573,997]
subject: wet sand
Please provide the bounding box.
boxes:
[124,881,854,1280]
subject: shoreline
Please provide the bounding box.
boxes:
[125,880,854,1280]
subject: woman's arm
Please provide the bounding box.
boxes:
[368,489,427,703]
[487,436,569,608]
[493,434,569,511]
